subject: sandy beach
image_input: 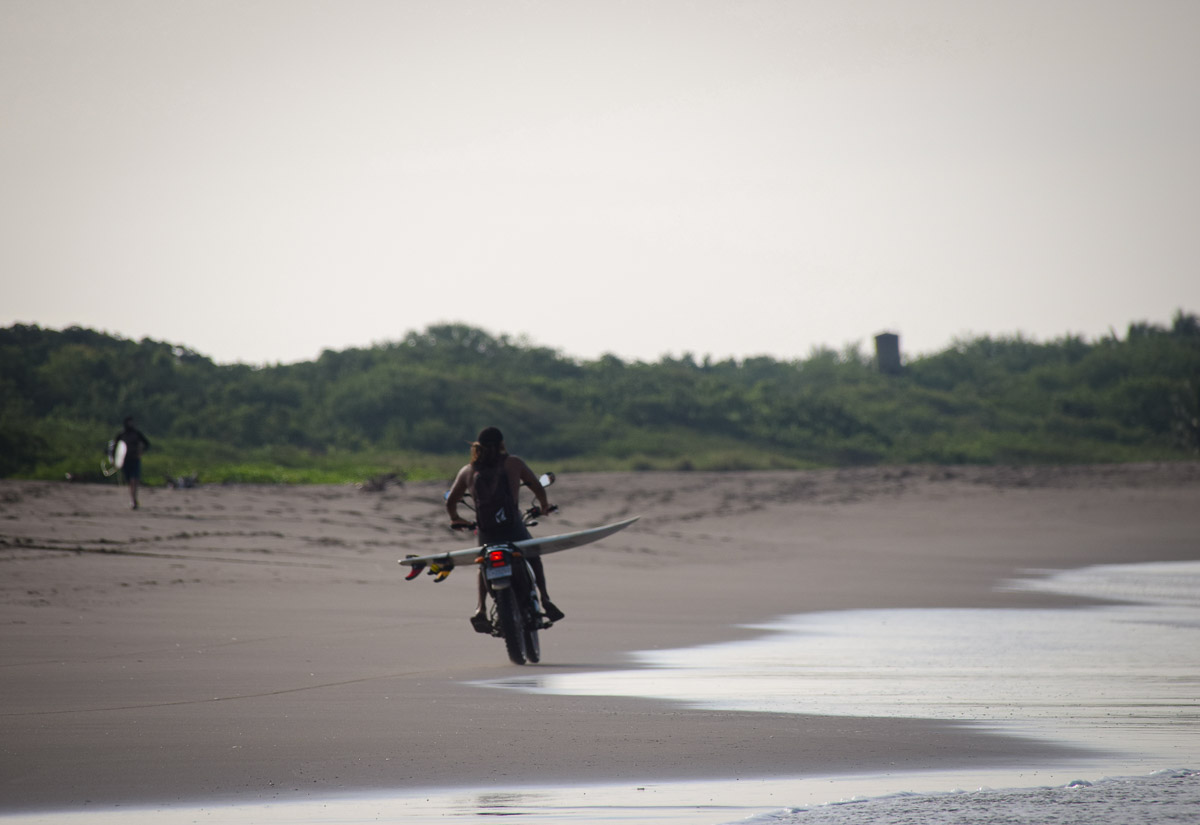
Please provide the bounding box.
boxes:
[2,463,1199,814]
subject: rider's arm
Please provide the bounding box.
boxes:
[445,465,472,525]
[516,459,551,513]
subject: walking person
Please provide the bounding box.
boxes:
[111,416,150,510]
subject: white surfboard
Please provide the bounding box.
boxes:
[113,439,128,470]
[399,516,640,571]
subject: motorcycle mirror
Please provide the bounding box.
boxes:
[539,472,555,487]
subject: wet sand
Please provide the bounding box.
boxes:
[2,463,1198,813]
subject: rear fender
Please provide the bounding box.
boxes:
[482,544,516,592]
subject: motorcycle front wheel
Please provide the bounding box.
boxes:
[523,590,541,663]
[523,618,540,664]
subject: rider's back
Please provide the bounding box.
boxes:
[472,457,521,544]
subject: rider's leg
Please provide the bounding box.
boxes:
[474,568,487,613]
[528,556,564,621]
[470,569,492,632]
[529,556,549,599]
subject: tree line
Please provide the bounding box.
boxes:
[2,312,1198,481]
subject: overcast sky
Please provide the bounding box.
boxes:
[3,1,1197,366]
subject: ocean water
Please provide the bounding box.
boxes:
[495,560,1200,762]
[4,561,1197,825]
[747,769,1200,825]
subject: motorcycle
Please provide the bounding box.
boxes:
[417,473,557,665]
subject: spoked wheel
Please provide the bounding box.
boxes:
[494,588,526,665]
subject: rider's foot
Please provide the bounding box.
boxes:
[470,612,492,634]
[543,601,565,622]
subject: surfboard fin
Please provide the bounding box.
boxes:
[428,558,454,582]
[401,556,425,581]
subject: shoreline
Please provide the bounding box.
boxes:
[2,463,1199,813]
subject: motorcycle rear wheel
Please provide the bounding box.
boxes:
[495,588,526,665]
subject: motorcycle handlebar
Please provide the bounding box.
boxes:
[449,504,557,533]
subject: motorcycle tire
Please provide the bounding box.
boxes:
[495,588,526,665]
[523,610,540,664]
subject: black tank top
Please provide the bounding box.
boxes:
[472,462,520,543]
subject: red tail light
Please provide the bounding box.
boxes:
[487,550,508,568]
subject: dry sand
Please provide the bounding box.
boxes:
[2,463,1199,813]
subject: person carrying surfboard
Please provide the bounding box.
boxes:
[111,416,151,510]
[446,426,565,631]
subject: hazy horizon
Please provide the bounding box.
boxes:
[4,309,1197,369]
[3,1,1197,366]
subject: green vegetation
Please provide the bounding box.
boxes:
[3,313,1198,485]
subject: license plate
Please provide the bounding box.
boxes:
[485,564,512,581]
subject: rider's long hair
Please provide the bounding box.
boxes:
[471,439,507,470]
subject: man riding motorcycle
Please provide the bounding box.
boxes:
[445,426,565,631]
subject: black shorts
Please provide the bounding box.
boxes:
[477,522,532,547]
[122,457,142,482]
